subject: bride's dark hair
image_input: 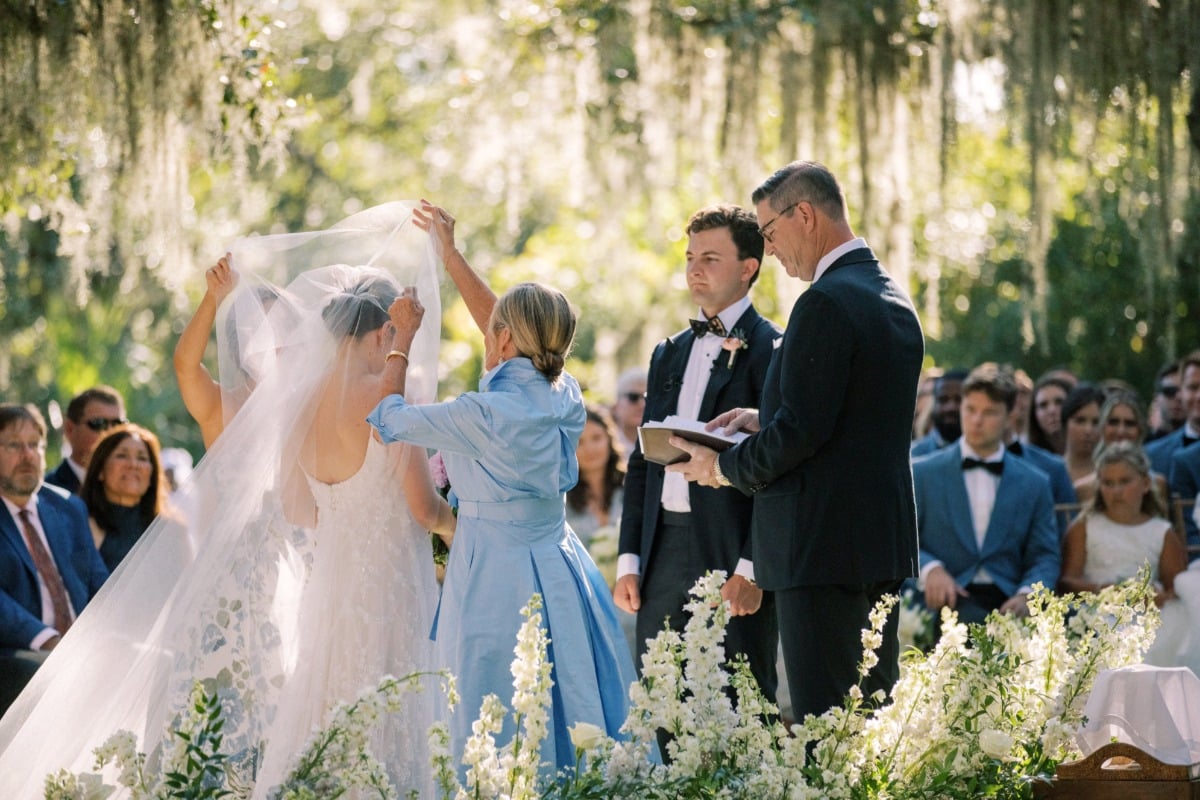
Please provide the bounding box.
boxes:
[322,274,398,339]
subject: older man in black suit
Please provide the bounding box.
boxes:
[0,404,109,713]
[671,162,924,724]
[614,204,781,705]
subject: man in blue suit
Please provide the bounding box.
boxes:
[915,364,1060,625]
[0,404,109,712]
[1146,351,1200,476]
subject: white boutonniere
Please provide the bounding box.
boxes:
[721,329,750,369]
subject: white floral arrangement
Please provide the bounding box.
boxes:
[44,569,1160,799]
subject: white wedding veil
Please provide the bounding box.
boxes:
[0,202,443,796]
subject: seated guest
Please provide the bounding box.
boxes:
[1059,442,1189,666]
[1002,376,1077,538]
[1075,392,1169,510]
[911,368,968,456]
[610,367,647,470]
[1027,374,1074,456]
[44,386,126,494]
[565,404,625,548]
[912,367,943,441]
[79,423,169,573]
[1061,384,1106,504]
[0,404,108,713]
[1147,360,1186,441]
[1147,351,1200,475]
[914,364,1060,625]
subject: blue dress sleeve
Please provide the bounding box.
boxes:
[368,393,493,459]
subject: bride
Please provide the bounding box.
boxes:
[0,204,453,798]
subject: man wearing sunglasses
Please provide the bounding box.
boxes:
[44,386,127,495]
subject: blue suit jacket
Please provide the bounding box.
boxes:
[914,445,1060,598]
[910,430,946,458]
[1168,442,1200,551]
[44,460,81,495]
[1147,428,1188,476]
[1011,442,1077,538]
[0,484,109,650]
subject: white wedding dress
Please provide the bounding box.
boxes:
[0,204,447,798]
[253,435,440,798]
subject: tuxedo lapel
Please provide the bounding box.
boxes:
[655,332,693,417]
[980,468,1019,557]
[941,456,978,554]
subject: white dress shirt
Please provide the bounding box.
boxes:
[812,237,867,283]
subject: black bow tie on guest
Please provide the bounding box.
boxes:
[1006,441,1024,456]
[689,316,727,338]
[962,457,1004,475]
[1184,433,1199,448]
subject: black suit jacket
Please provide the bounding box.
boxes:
[720,247,924,590]
[44,460,81,495]
[619,305,782,577]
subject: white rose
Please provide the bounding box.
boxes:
[979,728,1014,759]
[568,721,607,751]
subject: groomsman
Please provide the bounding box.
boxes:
[670,162,924,725]
[0,404,109,712]
[45,386,126,494]
[615,204,781,704]
[914,364,1060,624]
[910,369,967,457]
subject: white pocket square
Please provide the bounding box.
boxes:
[773,337,783,350]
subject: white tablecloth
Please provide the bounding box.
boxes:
[1076,664,1200,765]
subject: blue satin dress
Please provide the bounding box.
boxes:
[368,358,637,775]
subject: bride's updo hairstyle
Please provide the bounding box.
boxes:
[322,273,399,339]
[492,282,576,383]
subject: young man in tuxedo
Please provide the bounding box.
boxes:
[44,385,126,494]
[669,162,924,725]
[0,404,109,712]
[915,364,1060,625]
[614,204,781,705]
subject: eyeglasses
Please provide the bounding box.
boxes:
[622,392,644,404]
[1160,386,1180,398]
[84,417,128,432]
[0,440,46,456]
[758,202,799,243]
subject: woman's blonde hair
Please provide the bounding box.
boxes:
[492,282,576,382]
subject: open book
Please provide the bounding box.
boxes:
[637,415,749,466]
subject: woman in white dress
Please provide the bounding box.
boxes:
[0,204,452,798]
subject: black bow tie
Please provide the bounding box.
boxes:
[1006,441,1024,457]
[689,316,727,338]
[962,457,1004,475]
[1184,433,1199,448]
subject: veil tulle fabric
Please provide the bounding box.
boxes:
[0,203,444,797]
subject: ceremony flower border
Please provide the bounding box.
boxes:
[44,570,1159,799]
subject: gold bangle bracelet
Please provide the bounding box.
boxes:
[385,350,409,364]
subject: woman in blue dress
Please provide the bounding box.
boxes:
[368,201,638,776]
